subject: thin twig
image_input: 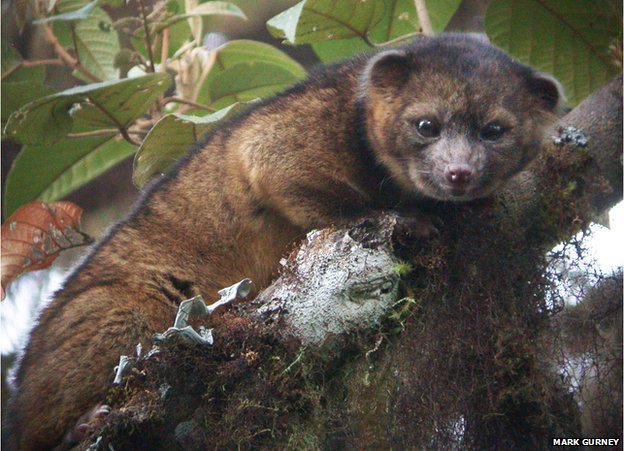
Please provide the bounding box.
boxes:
[160,27,169,72]
[70,23,81,65]
[153,27,170,118]
[414,0,434,36]
[374,31,422,48]
[190,49,217,102]
[22,58,63,67]
[161,96,216,113]
[137,0,156,72]
[1,59,64,81]
[43,24,101,82]
[111,16,144,28]
[67,128,145,140]
[66,129,119,139]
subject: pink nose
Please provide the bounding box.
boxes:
[445,164,473,186]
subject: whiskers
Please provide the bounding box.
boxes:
[379,174,394,192]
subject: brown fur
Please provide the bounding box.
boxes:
[8,34,563,450]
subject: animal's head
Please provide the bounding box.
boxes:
[359,33,565,201]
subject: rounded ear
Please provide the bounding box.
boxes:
[528,72,567,116]
[359,49,411,98]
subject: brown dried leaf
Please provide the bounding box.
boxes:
[1,201,93,300]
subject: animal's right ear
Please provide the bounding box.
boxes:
[359,49,411,97]
[527,72,567,117]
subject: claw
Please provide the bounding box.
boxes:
[63,404,111,447]
[391,209,442,244]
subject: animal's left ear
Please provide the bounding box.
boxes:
[528,72,567,116]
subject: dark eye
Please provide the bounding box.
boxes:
[480,123,506,141]
[414,117,441,138]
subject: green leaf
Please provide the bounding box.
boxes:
[2,81,56,132]
[2,42,24,76]
[4,135,135,217]
[426,0,462,32]
[133,102,253,187]
[196,40,305,110]
[52,0,94,46]
[41,0,120,80]
[267,0,385,45]
[369,0,418,41]
[33,0,98,23]
[310,37,371,62]
[71,6,120,81]
[99,0,124,7]
[202,63,297,109]
[55,0,90,13]
[1,42,46,83]
[266,0,305,44]
[485,0,622,105]
[4,73,171,145]
[164,1,247,28]
[269,0,461,62]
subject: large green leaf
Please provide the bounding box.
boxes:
[4,135,135,217]
[4,73,171,145]
[195,40,305,110]
[269,0,461,62]
[311,0,419,61]
[33,0,97,23]
[310,38,371,62]
[133,102,253,187]
[164,1,246,28]
[72,7,120,81]
[485,0,622,105]
[46,0,120,81]
[267,0,385,45]
[55,0,89,13]
[2,82,55,133]
[1,44,54,135]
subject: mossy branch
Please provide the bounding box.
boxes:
[503,76,623,247]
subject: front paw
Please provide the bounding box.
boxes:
[391,210,442,245]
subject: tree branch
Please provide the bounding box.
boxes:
[414,0,434,36]
[503,76,623,247]
[1,59,64,81]
[375,31,423,48]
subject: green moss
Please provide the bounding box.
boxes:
[392,261,413,276]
